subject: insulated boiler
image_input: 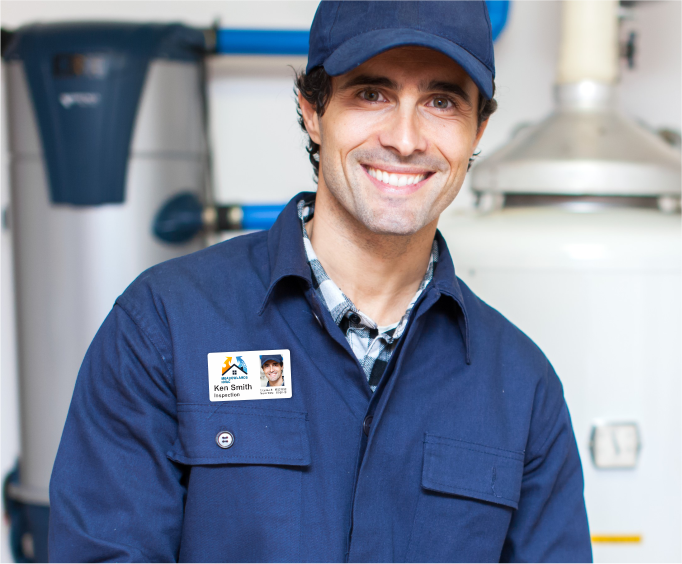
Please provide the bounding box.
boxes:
[439,204,680,563]
[440,2,680,561]
[3,23,207,561]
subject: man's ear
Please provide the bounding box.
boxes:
[470,117,489,164]
[474,117,489,148]
[298,91,322,145]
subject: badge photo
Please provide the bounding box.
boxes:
[207,349,292,402]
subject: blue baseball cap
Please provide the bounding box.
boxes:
[306,1,495,100]
[260,354,284,366]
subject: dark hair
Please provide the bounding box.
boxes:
[295,66,498,181]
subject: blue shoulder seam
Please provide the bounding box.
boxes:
[114,300,175,383]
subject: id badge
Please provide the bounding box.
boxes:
[207,349,292,401]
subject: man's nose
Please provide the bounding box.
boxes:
[378,104,427,157]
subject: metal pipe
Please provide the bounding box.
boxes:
[557,0,619,85]
[215,29,309,55]
[154,193,286,243]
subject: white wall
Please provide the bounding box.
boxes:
[1,1,680,561]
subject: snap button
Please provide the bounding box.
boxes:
[350,312,361,325]
[215,431,234,449]
[362,415,373,437]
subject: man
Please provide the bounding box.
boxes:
[49,2,592,562]
[261,354,285,387]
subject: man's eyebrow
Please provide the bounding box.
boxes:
[337,74,399,91]
[420,80,472,105]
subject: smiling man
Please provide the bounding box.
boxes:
[293,43,493,391]
[261,354,285,387]
[49,2,591,563]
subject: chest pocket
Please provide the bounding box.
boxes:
[167,404,310,563]
[405,434,524,563]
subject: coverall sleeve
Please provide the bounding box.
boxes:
[48,302,185,563]
[501,364,593,563]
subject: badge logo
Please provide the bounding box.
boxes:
[221,356,248,382]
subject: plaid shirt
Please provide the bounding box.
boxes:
[298,198,438,391]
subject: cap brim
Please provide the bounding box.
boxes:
[322,28,493,100]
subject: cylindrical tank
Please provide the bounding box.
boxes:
[439,203,681,563]
[3,23,207,561]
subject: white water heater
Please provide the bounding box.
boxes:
[3,23,207,561]
[439,205,680,563]
[441,2,680,561]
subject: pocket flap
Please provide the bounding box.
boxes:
[167,404,311,467]
[422,434,524,509]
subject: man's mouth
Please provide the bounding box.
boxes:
[364,166,432,188]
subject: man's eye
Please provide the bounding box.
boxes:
[431,97,453,109]
[362,90,382,102]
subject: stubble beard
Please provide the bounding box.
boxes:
[318,148,456,237]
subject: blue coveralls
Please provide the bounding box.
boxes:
[49,192,592,562]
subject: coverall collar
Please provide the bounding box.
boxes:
[260,191,471,363]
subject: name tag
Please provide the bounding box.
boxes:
[207,349,292,402]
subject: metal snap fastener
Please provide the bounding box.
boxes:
[216,431,234,449]
[350,312,361,325]
[362,415,373,437]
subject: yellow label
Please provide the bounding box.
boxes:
[591,535,642,544]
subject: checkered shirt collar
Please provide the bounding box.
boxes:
[297,197,438,341]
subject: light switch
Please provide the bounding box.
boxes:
[589,422,640,469]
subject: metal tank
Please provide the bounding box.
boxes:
[440,2,681,562]
[439,206,680,562]
[2,23,207,561]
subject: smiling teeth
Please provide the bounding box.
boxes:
[367,167,427,186]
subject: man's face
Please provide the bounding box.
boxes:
[263,360,283,383]
[302,47,488,236]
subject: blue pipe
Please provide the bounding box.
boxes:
[153,193,286,243]
[215,2,510,55]
[487,0,511,42]
[242,205,286,230]
[216,29,309,55]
